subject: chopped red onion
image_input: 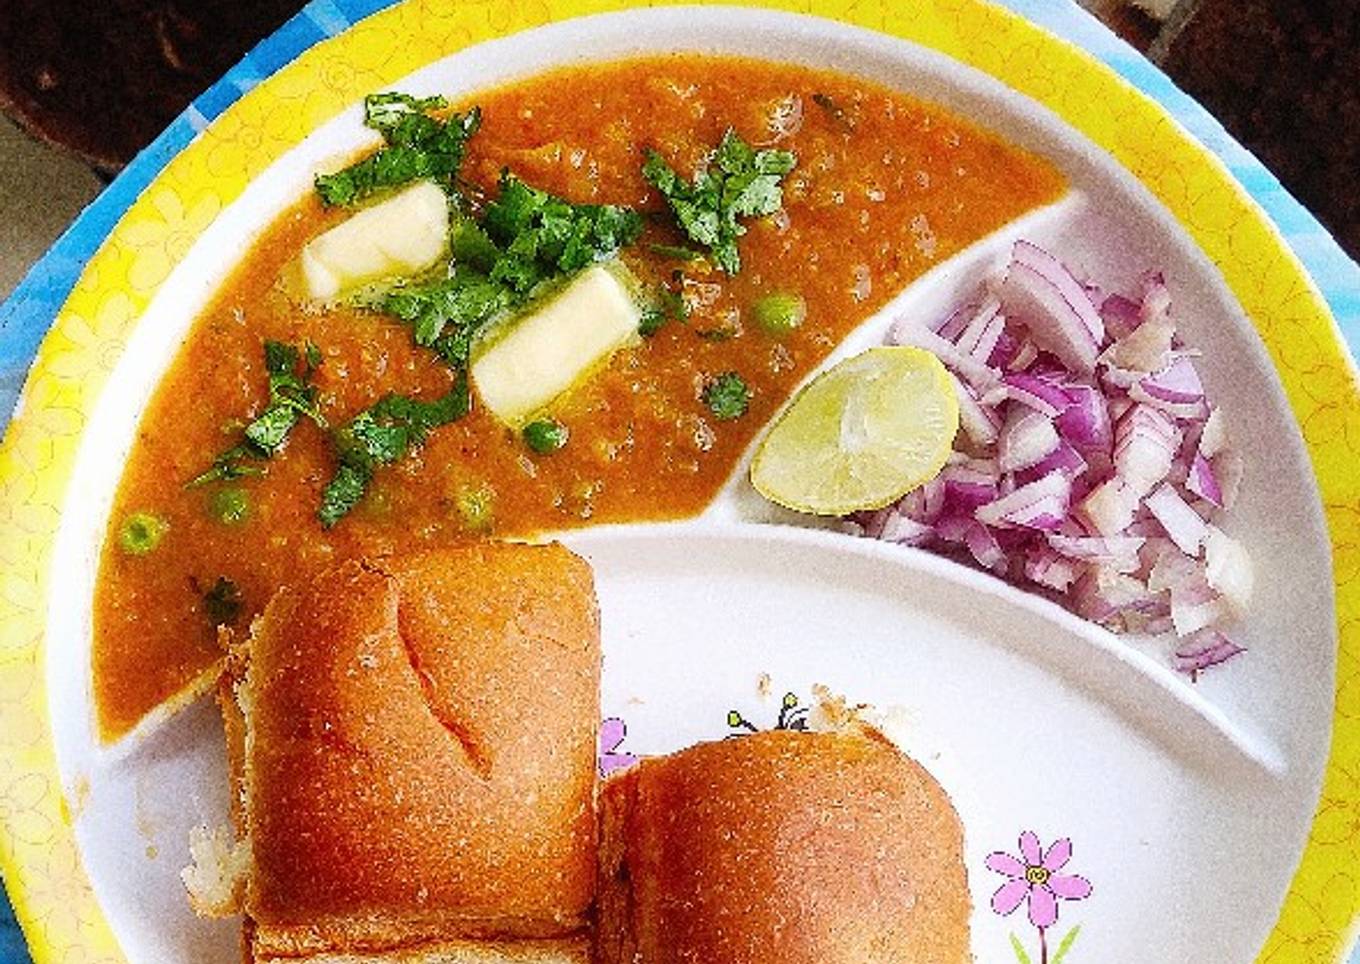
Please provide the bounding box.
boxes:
[881,512,934,546]
[1017,441,1089,484]
[1174,629,1245,679]
[864,243,1248,677]
[996,371,1073,418]
[1010,240,1105,345]
[1185,452,1223,506]
[1078,477,1141,536]
[998,407,1061,473]
[1102,318,1174,374]
[1114,404,1180,496]
[1199,407,1228,458]
[1100,293,1143,340]
[952,376,1002,447]
[1144,483,1209,556]
[975,471,1070,530]
[1204,525,1253,613]
[1130,356,1210,420]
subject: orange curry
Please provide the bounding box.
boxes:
[93,55,1065,738]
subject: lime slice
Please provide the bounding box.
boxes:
[751,346,960,515]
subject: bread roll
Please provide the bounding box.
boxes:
[216,542,600,962]
[596,729,971,963]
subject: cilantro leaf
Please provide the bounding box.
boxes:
[639,286,688,337]
[189,341,325,487]
[319,379,471,528]
[202,577,243,627]
[370,171,643,368]
[642,129,796,274]
[702,371,751,420]
[481,171,644,294]
[380,268,514,363]
[315,94,481,207]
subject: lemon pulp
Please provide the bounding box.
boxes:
[751,346,960,515]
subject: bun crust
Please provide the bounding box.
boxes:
[596,729,971,964]
[242,543,601,956]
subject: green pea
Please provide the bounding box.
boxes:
[118,512,168,555]
[523,419,570,454]
[753,292,806,335]
[455,482,495,532]
[209,487,250,526]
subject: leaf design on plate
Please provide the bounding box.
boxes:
[1051,925,1082,964]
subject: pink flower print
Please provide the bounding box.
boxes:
[599,717,638,776]
[988,831,1093,929]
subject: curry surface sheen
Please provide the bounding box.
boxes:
[93,55,1064,738]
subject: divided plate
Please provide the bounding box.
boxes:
[27,8,1336,963]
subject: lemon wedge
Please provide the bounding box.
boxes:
[751,346,959,515]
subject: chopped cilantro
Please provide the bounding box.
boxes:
[380,268,514,365]
[481,171,644,294]
[190,341,325,487]
[702,371,751,421]
[648,243,705,262]
[371,170,642,369]
[314,94,481,206]
[202,577,243,627]
[638,286,688,337]
[642,129,796,274]
[319,379,471,527]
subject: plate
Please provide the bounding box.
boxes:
[1,3,1358,963]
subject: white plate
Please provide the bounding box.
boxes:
[43,8,1334,962]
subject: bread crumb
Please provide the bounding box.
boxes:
[756,673,772,698]
[182,824,249,918]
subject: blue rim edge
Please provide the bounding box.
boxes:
[0,2,1357,962]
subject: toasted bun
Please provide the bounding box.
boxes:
[596,729,971,963]
[249,935,589,964]
[241,542,601,957]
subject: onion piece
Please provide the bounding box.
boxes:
[1007,337,1039,372]
[1139,271,1172,326]
[975,470,1070,530]
[992,372,1073,417]
[1006,255,1098,375]
[1130,356,1210,420]
[1010,240,1105,345]
[1144,483,1209,556]
[1055,382,1112,455]
[1078,477,1141,536]
[880,513,934,546]
[998,407,1061,473]
[1199,407,1229,458]
[955,297,1004,360]
[1185,453,1223,507]
[1114,404,1180,496]
[1204,525,1254,614]
[1018,441,1089,484]
[952,376,1001,447]
[1170,581,1226,637]
[1048,534,1144,573]
[890,323,1001,394]
[1073,566,1156,627]
[1025,545,1084,592]
[1101,317,1174,374]
[1174,629,1245,679]
[1100,293,1143,340]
